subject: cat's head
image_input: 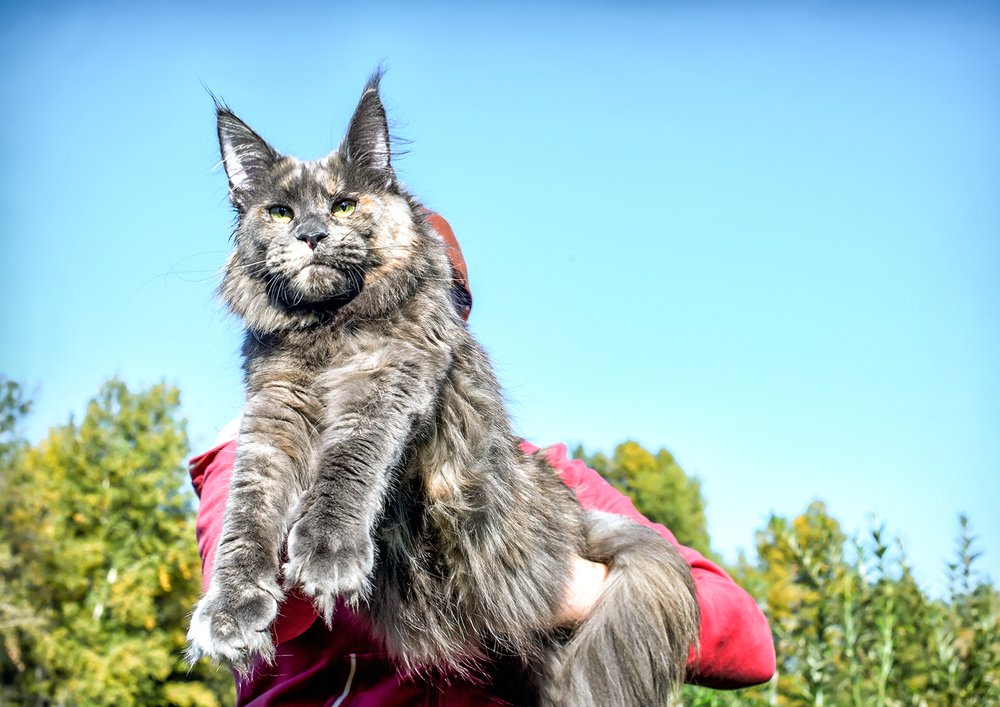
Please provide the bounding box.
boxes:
[217,72,434,332]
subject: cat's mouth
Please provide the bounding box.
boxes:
[299,254,361,272]
[299,261,356,281]
[299,262,341,283]
[279,260,363,307]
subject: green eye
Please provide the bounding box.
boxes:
[267,205,293,223]
[332,199,356,217]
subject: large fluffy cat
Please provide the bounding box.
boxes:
[186,73,700,706]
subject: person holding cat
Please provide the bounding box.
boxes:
[190,212,775,706]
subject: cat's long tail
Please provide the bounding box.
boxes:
[540,510,701,707]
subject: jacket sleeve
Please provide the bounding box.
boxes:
[188,438,234,593]
[526,442,776,689]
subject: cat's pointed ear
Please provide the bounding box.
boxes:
[216,107,279,206]
[341,71,393,177]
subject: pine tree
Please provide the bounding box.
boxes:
[0,377,233,706]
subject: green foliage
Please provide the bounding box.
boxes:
[0,378,32,440]
[0,377,233,706]
[575,441,712,557]
[571,441,999,706]
[2,381,997,705]
[683,505,1000,706]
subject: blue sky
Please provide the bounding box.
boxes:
[2,1,997,595]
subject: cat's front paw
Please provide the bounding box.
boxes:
[186,580,283,674]
[284,519,375,626]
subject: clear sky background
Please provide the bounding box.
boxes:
[2,1,997,596]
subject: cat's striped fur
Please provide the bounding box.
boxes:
[186,72,700,706]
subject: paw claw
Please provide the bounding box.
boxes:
[186,582,281,670]
[285,521,375,621]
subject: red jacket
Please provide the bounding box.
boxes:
[190,434,775,705]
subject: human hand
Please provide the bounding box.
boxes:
[555,555,609,626]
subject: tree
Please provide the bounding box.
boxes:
[0,377,233,706]
[0,378,41,702]
[724,503,1000,706]
[575,440,712,556]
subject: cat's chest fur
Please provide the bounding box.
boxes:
[241,303,455,445]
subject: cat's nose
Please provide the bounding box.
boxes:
[296,231,328,250]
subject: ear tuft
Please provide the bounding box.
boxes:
[341,68,393,176]
[216,108,280,206]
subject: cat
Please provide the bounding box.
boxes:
[186,71,700,706]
